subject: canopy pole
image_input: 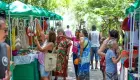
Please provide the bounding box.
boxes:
[8,8,12,61]
[131,11,136,70]
[138,8,140,80]
[129,12,133,70]
[53,16,55,29]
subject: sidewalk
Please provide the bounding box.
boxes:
[52,55,103,80]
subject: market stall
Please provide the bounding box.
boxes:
[0,1,63,80]
[121,0,140,80]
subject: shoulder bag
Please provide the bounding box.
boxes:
[44,47,57,72]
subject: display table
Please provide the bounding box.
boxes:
[13,59,39,80]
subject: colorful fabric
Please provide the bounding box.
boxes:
[78,37,91,74]
[54,36,72,77]
[71,37,80,53]
[42,20,48,32]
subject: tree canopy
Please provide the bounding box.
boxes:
[3,0,134,37]
[73,0,134,36]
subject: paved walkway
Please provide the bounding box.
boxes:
[52,55,103,80]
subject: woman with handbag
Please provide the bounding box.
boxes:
[54,28,72,80]
[34,31,56,80]
[77,29,91,80]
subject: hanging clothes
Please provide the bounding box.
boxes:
[43,20,48,32]
[35,18,42,37]
[26,27,34,46]
[121,17,130,31]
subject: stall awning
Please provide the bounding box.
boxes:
[8,1,32,17]
[0,1,8,10]
[28,5,49,17]
[125,0,140,15]
[1,1,63,20]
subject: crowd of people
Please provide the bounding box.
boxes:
[0,15,123,80]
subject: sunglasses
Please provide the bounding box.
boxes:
[0,28,8,33]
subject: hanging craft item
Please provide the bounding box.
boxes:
[26,18,35,46]
[16,19,29,49]
[15,37,22,50]
[26,26,34,46]
[124,58,136,68]
[43,19,48,32]
[121,17,130,31]
[15,18,22,50]
[133,50,138,58]
[22,19,29,49]
[12,18,16,50]
[19,20,24,48]
[35,18,42,37]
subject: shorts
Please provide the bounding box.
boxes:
[78,71,90,80]
[40,64,50,77]
[106,72,118,80]
[91,47,99,61]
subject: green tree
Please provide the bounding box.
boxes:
[73,0,134,37]
[4,0,71,11]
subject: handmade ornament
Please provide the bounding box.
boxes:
[22,20,29,49]
[122,17,130,31]
[26,27,33,46]
[35,18,42,37]
[15,37,22,50]
[11,19,16,50]
[43,20,48,32]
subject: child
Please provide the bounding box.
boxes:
[105,39,122,80]
[99,37,106,80]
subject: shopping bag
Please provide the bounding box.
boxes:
[44,48,57,71]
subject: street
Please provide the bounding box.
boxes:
[52,55,103,80]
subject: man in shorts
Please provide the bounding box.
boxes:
[89,25,101,69]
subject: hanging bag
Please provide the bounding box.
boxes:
[74,39,89,65]
[44,47,57,72]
